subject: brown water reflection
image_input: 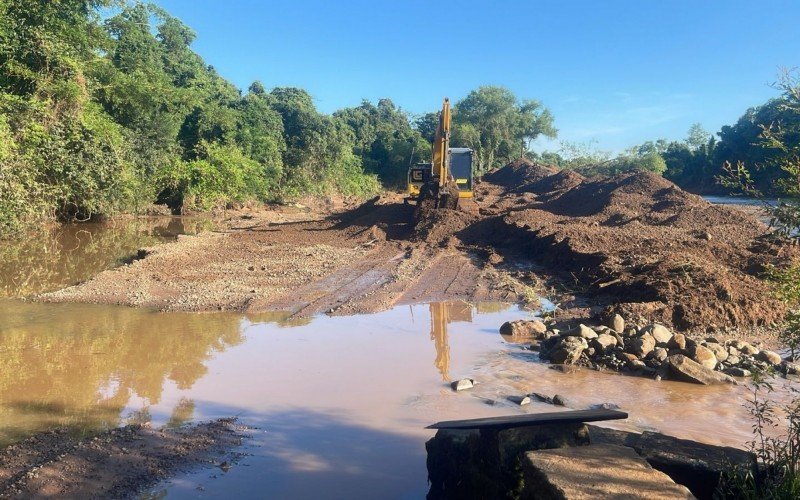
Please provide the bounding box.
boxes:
[0,300,244,444]
[0,217,211,297]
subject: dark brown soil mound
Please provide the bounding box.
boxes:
[483,158,558,188]
[523,169,585,199]
[494,171,794,330]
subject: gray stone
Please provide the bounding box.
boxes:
[499,319,548,340]
[552,394,567,406]
[667,333,687,350]
[644,324,673,345]
[783,362,800,375]
[704,342,728,363]
[628,359,647,370]
[689,345,717,370]
[591,333,618,354]
[629,333,656,358]
[451,378,474,391]
[507,395,531,406]
[564,324,598,340]
[756,350,782,366]
[724,367,752,378]
[609,314,625,334]
[548,336,587,364]
[634,431,754,500]
[668,355,735,385]
[653,347,668,362]
[736,341,759,356]
[522,444,694,500]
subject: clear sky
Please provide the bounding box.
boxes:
[152,0,799,153]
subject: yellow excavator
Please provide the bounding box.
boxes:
[407,98,474,210]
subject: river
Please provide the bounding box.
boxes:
[0,217,796,498]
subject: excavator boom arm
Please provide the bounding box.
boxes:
[431,98,451,188]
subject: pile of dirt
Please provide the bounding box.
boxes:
[492,170,796,330]
[483,158,558,188]
[522,169,585,199]
[0,419,245,498]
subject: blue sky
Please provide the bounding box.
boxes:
[152,0,799,153]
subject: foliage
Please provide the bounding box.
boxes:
[452,86,556,175]
[717,70,800,240]
[719,381,800,499]
[780,311,800,360]
[335,98,429,187]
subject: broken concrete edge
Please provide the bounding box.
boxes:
[521,444,695,500]
[426,408,628,430]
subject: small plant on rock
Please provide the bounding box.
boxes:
[719,380,800,498]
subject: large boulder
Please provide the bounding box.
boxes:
[629,333,656,358]
[499,319,548,340]
[703,342,728,363]
[591,333,618,354]
[608,314,625,334]
[643,324,673,345]
[756,350,782,366]
[548,336,588,364]
[689,345,717,370]
[667,355,735,385]
[667,333,687,350]
[563,324,598,340]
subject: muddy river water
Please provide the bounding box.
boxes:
[0,217,797,498]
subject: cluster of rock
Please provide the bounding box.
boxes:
[500,315,798,385]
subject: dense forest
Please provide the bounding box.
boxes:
[0,1,797,237]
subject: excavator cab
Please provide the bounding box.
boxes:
[448,148,474,199]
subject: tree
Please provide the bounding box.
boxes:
[451,86,556,174]
[686,123,711,151]
[335,99,429,186]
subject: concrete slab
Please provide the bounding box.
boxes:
[522,444,695,499]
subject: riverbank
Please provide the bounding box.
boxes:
[0,419,246,498]
[39,161,798,339]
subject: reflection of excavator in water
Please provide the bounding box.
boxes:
[429,302,473,381]
[407,98,474,212]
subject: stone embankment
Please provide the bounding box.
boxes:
[501,314,798,384]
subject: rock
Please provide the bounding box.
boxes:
[643,324,673,345]
[724,367,752,378]
[529,392,554,404]
[499,319,547,340]
[689,345,717,370]
[652,347,668,362]
[727,355,740,365]
[451,378,474,391]
[667,355,735,385]
[564,324,598,340]
[623,327,638,337]
[591,333,618,354]
[548,336,587,364]
[634,431,755,500]
[552,394,567,406]
[704,342,728,363]
[522,444,694,500]
[427,424,591,499]
[783,362,800,375]
[627,359,646,370]
[629,333,655,358]
[667,333,687,350]
[507,395,531,406]
[756,350,782,366]
[736,341,759,356]
[609,314,625,334]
